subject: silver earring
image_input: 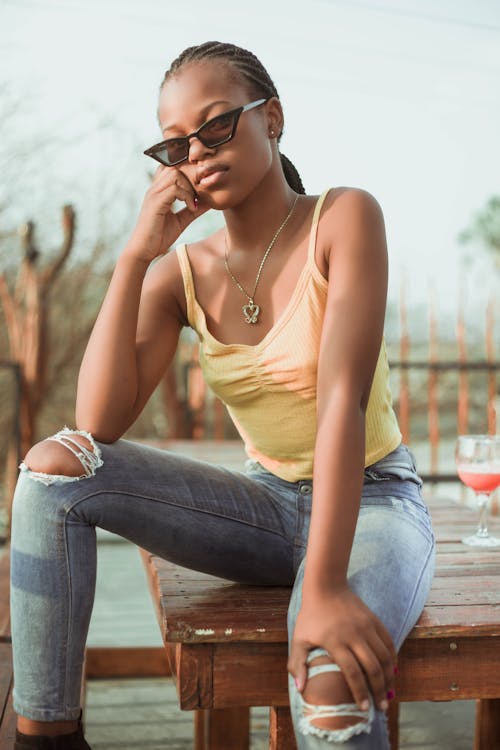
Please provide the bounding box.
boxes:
[270,130,275,136]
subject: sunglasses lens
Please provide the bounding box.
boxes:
[155,138,188,166]
[199,110,237,147]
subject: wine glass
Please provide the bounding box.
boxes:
[455,435,500,547]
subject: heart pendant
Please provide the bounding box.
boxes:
[242,302,260,324]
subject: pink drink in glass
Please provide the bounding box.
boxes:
[456,435,500,547]
[457,466,500,494]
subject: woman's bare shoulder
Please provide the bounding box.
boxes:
[322,186,381,213]
[141,230,223,323]
[317,186,385,265]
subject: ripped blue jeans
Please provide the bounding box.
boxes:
[10,431,436,748]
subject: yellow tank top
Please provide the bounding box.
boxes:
[176,188,402,481]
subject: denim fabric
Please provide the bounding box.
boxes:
[286,444,436,748]
[10,438,435,749]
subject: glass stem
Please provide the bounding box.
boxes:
[476,493,490,538]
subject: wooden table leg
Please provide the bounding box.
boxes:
[269,706,297,750]
[194,707,250,750]
[474,698,500,750]
[387,700,399,750]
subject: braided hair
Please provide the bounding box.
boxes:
[160,41,305,195]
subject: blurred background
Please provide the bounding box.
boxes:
[1,0,499,527]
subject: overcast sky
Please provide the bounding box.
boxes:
[2,0,500,322]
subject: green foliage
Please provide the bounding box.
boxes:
[459,196,500,265]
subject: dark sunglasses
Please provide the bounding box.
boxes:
[144,98,269,167]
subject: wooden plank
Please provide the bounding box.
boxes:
[84,647,171,678]
[0,644,12,720]
[433,563,500,577]
[157,585,291,604]
[0,547,10,642]
[434,529,500,543]
[269,706,296,750]
[162,610,286,645]
[434,541,497,554]
[435,550,500,563]
[178,644,214,710]
[212,644,288,708]
[396,636,500,701]
[410,608,500,637]
[155,580,289,644]
[423,581,500,607]
[174,635,500,709]
[0,689,15,750]
[0,643,15,750]
[177,635,500,707]
[140,548,168,643]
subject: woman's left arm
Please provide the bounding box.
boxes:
[288,188,398,712]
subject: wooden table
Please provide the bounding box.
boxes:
[141,441,500,749]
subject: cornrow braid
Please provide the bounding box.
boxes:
[160,41,305,195]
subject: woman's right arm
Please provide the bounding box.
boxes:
[75,166,208,442]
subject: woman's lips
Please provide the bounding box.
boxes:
[197,167,228,188]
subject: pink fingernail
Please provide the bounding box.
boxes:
[387,689,395,700]
[194,197,199,207]
[294,678,301,691]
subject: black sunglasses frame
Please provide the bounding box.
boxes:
[144,98,269,167]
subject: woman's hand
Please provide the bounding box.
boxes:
[288,584,397,712]
[125,166,209,264]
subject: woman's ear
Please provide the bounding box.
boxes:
[266,97,284,138]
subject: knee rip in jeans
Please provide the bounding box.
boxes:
[297,648,374,743]
[19,427,103,485]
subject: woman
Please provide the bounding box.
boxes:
[11,41,436,749]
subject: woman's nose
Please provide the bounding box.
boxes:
[188,135,216,163]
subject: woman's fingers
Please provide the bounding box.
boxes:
[372,618,398,694]
[150,177,198,213]
[374,618,398,667]
[152,166,198,211]
[351,641,392,710]
[328,647,373,710]
[287,639,311,693]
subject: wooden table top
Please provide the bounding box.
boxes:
[142,439,500,645]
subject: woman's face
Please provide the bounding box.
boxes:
[157,61,279,208]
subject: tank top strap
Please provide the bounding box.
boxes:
[307,188,332,263]
[175,243,200,329]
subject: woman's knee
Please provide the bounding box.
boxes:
[297,654,376,742]
[21,428,103,484]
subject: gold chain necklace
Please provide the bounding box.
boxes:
[224,193,299,324]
